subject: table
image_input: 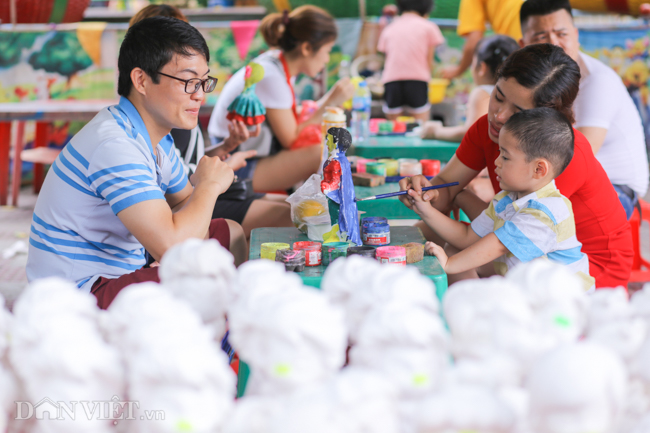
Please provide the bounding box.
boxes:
[350,136,460,160]
[240,225,448,397]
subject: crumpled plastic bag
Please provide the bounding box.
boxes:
[286,174,332,241]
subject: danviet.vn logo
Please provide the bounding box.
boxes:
[15,396,164,421]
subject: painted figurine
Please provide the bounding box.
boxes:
[321,127,362,246]
[227,62,266,126]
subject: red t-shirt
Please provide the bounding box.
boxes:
[456,115,633,288]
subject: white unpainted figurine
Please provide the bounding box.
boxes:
[442,276,546,371]
[414,384,516,433]
[630,283,650,324]
[224,368,398,433]
[10,277,124,433]
[527,341,627,433]
[323,257,438,343]
[228,266,347,396]
[158,238,237,340]
[104,282,235,433]
[506,259,588,344]
[349,300,449,396]
[586,288,646,364]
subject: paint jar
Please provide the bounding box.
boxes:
[322,107,347,136]
[378,158,399,176]
[398,158,418,176]
[400,161,423,176]
[322,242,349,266]
[275,248,306,272]
[361,216,388,226]
[356,158,374,173]
[347,245,377,259]
[376,246,407,266]
[366,161,387,176]
[293,241,322,266]
[362,219,391,246]
[421,159,441,177]
[260,242,290,260]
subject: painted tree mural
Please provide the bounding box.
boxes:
[0,32,38,68]
[28,32,93,88]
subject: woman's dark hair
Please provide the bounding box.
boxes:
[396,0,434,16]
[259,5,337,53]
[520,0,572,30]
[118,16,209,97]
[474,35,519,78]
[496,44,580,124]
[129,4,187,27]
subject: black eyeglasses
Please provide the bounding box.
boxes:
[157,72,218,94]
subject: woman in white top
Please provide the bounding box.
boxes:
[420,35,520,142]
[208,5,355,193]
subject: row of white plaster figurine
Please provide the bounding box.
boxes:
[0,238,649,433]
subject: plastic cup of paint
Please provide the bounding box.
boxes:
[356,158,374,174]
[293,241,322,266]
[420,159,441,177]
[399,161,422,176]
[376,246,407,266]
[366,161,387,176]
[275,248,306,272]
[260,242,290,260]
[362,220,391,246]
[322,242,349,266]
[378,158,399,176]
[347,245,377,259]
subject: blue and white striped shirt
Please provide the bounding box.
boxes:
[26,97,188,291]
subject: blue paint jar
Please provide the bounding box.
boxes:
[362,218,390,246]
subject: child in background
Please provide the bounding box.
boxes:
[378,0,445,122]
[409,108,595,292]
[420,35,519,142]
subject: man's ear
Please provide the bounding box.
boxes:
[534,159,550,179]
[299,41,312,57]
[130,67,149,96]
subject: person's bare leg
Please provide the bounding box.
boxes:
[411,110,430,122]
[240,196,292,239]
[385,112,402,121]
[226,219,248,266]
[252,145,321,192]
[466,177,495,203]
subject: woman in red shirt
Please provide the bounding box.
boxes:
[400,44,632,288]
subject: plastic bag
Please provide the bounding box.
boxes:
[286,174,332,241]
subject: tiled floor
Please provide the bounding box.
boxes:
[1,186,649,305]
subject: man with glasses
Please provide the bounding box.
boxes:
[26,16,248,309]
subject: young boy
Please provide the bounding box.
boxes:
[409,107,595,291]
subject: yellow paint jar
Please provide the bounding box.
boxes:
[261,242,290,260]
[378,158,399,176]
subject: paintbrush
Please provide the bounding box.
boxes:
[355,182,459,202]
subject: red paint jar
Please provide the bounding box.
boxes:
[421,159,441,177]
[293,241,322,266]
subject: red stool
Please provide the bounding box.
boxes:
[629,199,650,282]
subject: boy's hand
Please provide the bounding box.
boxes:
[425,241,448,269]
[191,155,234,194]
[407,188,435,217]
[225,150,257,172]
[398,175,432,209]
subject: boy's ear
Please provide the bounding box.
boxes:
[533,159,550,179]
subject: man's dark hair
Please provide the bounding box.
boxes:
[497,44,580,124]
[503,107,574,177]
[117,16,210,97]
[396,0,434,16]
[520,0,573,29]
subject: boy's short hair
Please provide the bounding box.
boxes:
[396,0,434,16]
[503,107,574,177]
[118,16,210,97]
[520,0,573,30]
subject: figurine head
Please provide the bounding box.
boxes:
[327,127,352,153]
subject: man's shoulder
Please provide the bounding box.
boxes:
[580,52,625,85]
